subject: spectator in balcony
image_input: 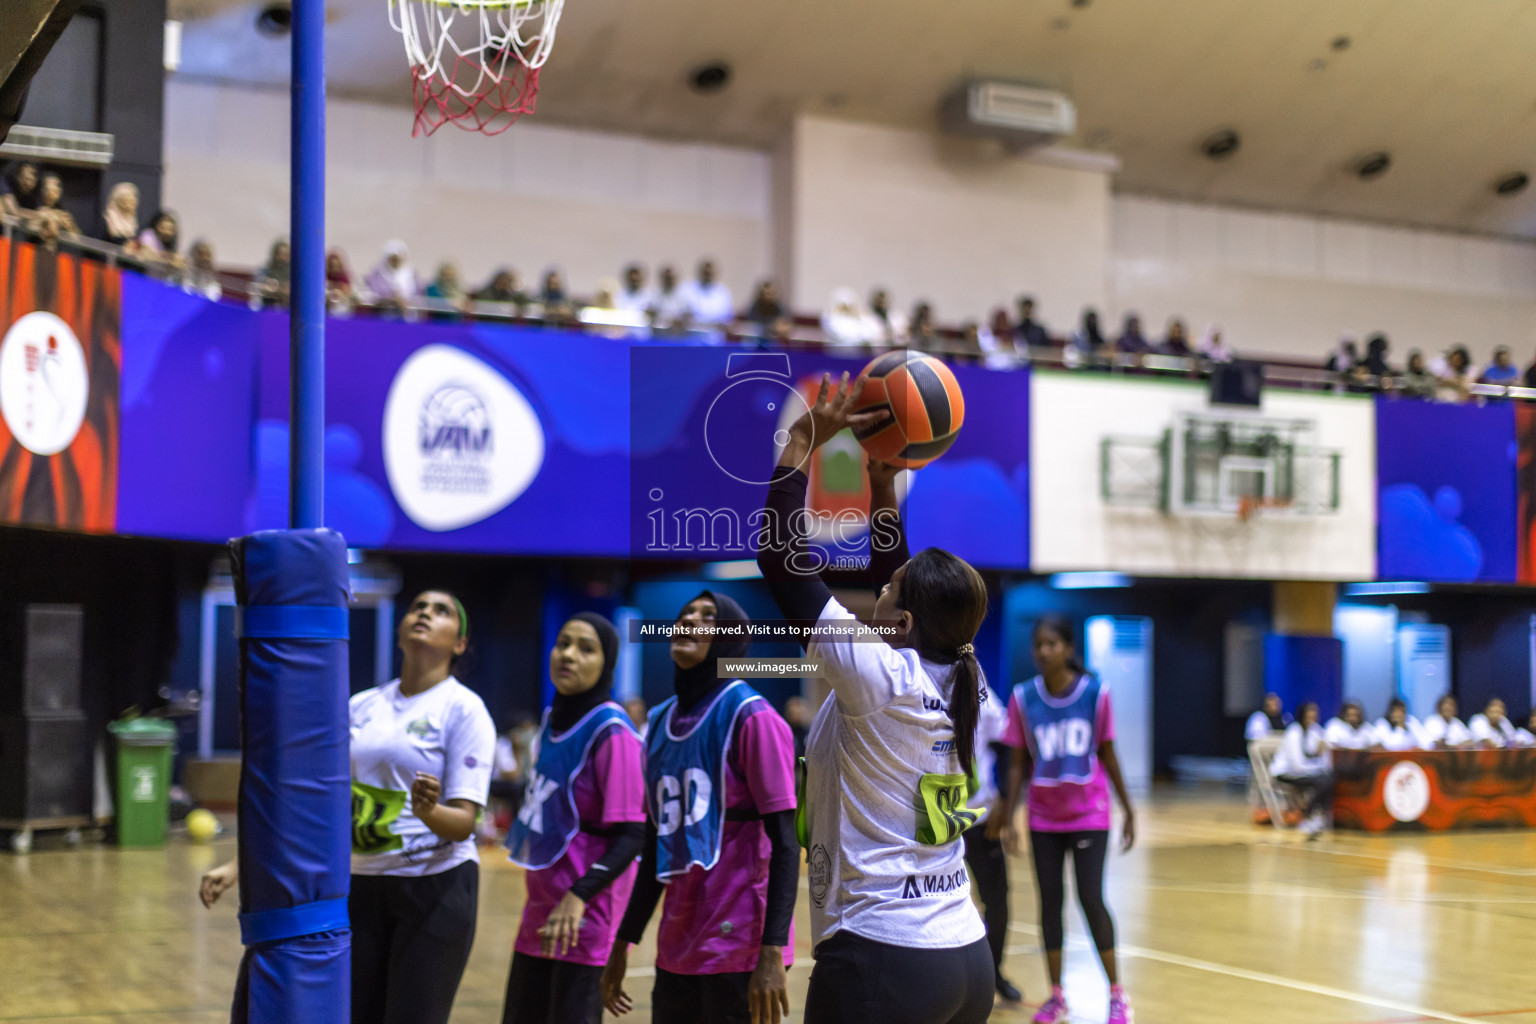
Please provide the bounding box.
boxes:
[135,210,183,271]
[1015,296,1048,350]
[1268,701,1332,837]
[257,238,292,309]
[28,172,80,239]
[426,261,472,320]
[653,264,690,333]
[1115,314,1151,359]
[325,249,355,313]
[1197,323,1234,364]
[1419,694,1473,748]
[474,267,527,310]
[1069,309,1107,365]
[182,239,222,301]
[584,278,634,339]
[1398,350,1438,399]
[1362,333,1393,380]
[869,288,908,347]
[679,258,734,339]
[1326,335,1360,376]
[1372,699,1422,751]
[1160,318,1192,357]
[745,279,786,337]
[2,161,40,216]
[821,287,878,350]
[983,308,1023,369]
[1324,702,1373,750]
[1245,693,1289,741]
[97,181,141,250]
[614,263,654,318]
[1436,346,1474,403]
[1469,698,1519,748]
[1479,346,1520,387]
[364,240,419,315]
[909,301,937,350]
[957,321,986,365]
[539,268,573,325]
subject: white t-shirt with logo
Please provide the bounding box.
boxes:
[802,596,987,952]
[1373,717,1423,751]
[350,676,496,877]
[1418,715,1472,748]
[1324,718,1374,750]
[1468,714,1517,748]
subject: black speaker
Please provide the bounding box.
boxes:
[1210,360,1265,407]
[0,715,92,822]
[20,605,83,715]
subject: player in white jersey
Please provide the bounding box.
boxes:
[199,590,496,1024]
[757,373,994,1024]
[970,689,1025,1005]
[347,590,496,1024]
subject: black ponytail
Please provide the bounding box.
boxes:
[897,548,990,779]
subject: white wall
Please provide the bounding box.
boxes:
[1030,372,1377,581]
[162,79,772,298]
[784,115,1113,327]
[1110,195,1536,366]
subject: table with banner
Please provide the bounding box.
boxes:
[1332,748,1536,831]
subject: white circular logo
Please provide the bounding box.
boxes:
[0,312,89,456]
[382,344,545,531]
[1383,760,1431,822]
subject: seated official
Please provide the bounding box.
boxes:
[1372,699,1423,751]
[1246,692,1290,742]
[1324,703,1373,750]
[1419,695,1473,749]
[1269,702,1332,838]
[1468,698,1520,749]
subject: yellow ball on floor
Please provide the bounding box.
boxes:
[185,809,219,844]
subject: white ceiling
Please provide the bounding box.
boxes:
[173,0,1536,238]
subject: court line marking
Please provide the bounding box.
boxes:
[1339,1009,1536,1024]
[1271,839,1536,878]
[1128,880,1536,905]
[1006,922,1488,1024]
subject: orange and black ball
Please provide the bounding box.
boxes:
[851,351,965,468]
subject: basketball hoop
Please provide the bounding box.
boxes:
[388,0,566,136]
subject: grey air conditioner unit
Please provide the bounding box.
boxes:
[941,81,1076,150]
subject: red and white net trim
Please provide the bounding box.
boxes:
[389,0,565,135]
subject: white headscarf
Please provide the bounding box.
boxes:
[821,287,877,348]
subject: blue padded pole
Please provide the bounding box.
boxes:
[290,0,325,530]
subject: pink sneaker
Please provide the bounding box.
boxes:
[1032,989,1069,1024]
[1108,987,1134,1024]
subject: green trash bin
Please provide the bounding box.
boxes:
[108,717,178,847]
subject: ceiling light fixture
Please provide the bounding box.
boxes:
[1495,171,1530,196]
[255,2,292,36]
[689,62,732,94]
[1202,129,1241,160]
[1354,152,1391,180]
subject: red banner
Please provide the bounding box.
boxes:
[1333,748,1536,831]
[0,237,121,531]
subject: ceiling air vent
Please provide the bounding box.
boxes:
[0,125,115,168]
[940,81,1076,150]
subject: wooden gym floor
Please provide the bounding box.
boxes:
[4,789,1535,1024]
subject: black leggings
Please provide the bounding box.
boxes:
[350,860,478,1024]
[1277,772,1334,817]
[962,826,1009,973]
[1029,830,1115,953]
[501,951,603,1024]
[804,931,994,1024]
[651,967,751,1024]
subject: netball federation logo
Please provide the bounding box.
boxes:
[0,311,89,456]
[1383,760,1431,823]
[383,344,545,531]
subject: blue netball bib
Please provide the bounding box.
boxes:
[645,680,763,879]
[1015,674,1104,786]
[506,703,635,870]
